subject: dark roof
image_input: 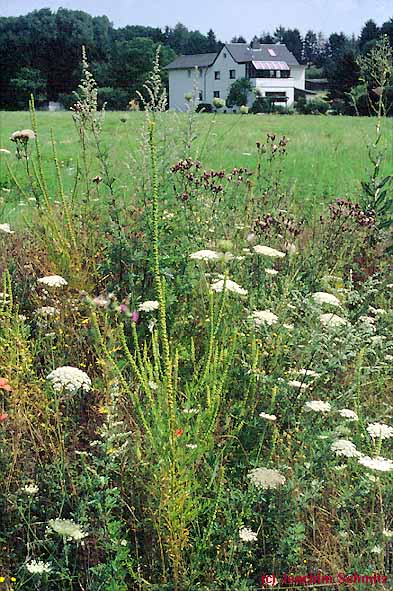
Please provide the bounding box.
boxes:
[164,43,300,70]
[164,52,217,70]
[226,43,300,66]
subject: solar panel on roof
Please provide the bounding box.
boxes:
[252,61,289,70]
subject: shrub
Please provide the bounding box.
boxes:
[226,77,252,108]
[58,92,77,110]
[196,102,213,113]
[296,97,329,115]
[251,97,273,113]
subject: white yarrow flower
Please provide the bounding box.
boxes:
[331,439,361,458]
[249,310,278,326]
[304,400,331,413]
[25,560,52,574]
[338,409,359,421]
[138,300,159,312]
[239,527,258,542]
[312,292,341,306]
[48,518,88,541]
[248,467,286,489]
[46,366,91,394]
[253,245,286,258]
[367,422,393,440]
[37,275,68,288]
[211,279,248,295]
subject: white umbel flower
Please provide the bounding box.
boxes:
[0,223,14,234]
[295,369,320,378]
[22,483,39,495]
[331,439,361,458]
[239,527,258,542]
[48,518,87,541]
[253,245,286,258]
[248,467,286,489]
[288,380,309,390]
[211,279,248,295]
[304,400,331,413]
[37,275,68,288]
[367,423,393,440]
[259,412,277,421]
[36,306,59,316]
[190,249,221,261]
[383,529,393,539]
[138,300,159,312]
[265,268,279,276]
[312,292,341,306]
[320,313,348,328]
[249,310,278,326]
[338,409,359,421]
[25,560,52,574]
[358,456,393,472]
[46,366,91,394]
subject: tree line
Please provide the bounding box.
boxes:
[0,8,392,111]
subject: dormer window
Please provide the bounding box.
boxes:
[268,48,276,57]
[223,52,227,58]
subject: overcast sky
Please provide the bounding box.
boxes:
[1,0,392,41]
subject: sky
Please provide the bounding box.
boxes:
[1,0,392,41]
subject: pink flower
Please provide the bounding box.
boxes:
[131,311,139,323]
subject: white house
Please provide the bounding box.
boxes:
[165,42,306,111]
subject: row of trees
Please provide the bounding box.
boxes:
[1,8,392,111]
[0,9,221,109]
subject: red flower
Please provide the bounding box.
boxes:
[0,378,12,392]
[175,428,183,437]
[0,413,8,422]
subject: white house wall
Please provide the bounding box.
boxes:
[204,48,246,108]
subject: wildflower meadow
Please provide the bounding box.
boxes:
[0,49,392,591]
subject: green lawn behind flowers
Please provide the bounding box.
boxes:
[1,110,392,217]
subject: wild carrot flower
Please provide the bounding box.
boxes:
[319,313,348,328]
[46,366,91,394]
[211,279,248,295]
[338,409,359,421]
[0,223,14,234]
[358,456,393,472]
[288,380,309,390]
[312,292,341,306]
[138,300,159,312]
[265,268,279,276]
[331,439,361,458]
[367,423,393,440]
[304,400,331,413]
[22,483,39,495]
[37,275,68,288]
[259,412,277,421]
[249,310,278,326]
[248,467,286,489]
[190,249,221,261]
[253,245,286,258]
[239,527,258,542]
[25,560,52,574]
[48,518,87,541]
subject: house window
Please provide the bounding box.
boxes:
[229,69,236,79]
[268,48,276,57]
[213,91,220,98]
[223,52,227,58]
[281,70,290,78]
[265,91,287,103]
[214,71,220,80]
[199,91,203,100]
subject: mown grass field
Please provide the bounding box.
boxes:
[1,111,393,217]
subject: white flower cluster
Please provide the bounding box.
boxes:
[22,483,39,495]
[239,527,258,542]
[331,439,361,458]
[338,408,359,421]
[320,313,348,328]
[253,245,286,258]
[248,467,286,490]
[48,518,87,541]
[259,412,277,421]
[304,400,331,413]
[37,275,68,288]
[249,309,278,326]
[0,223,14,234]
[367,422,393,440]
[138,300,159,312]
[46,366,91,394]
[211,279,248,295]
[312,292,341,307]
[358,456,393,472]
[25,559,52,574]
[190,249,221,261]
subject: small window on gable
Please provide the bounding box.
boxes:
[214,71,220,80]
[268,48,276,57]
[223,52,227,58]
